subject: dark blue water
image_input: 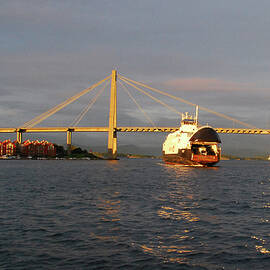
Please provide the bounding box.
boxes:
[0,159,270,269]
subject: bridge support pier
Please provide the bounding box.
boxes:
[108,70,117,159]
[16,131,22,144]
[67,130,72,154]
[108,130,117,159]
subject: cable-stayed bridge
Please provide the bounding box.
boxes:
[0,70,269,159]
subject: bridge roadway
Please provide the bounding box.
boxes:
[0,127,270,134]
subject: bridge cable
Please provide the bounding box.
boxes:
[20,75,111,128]
[119,77,182,117]
[71,80,109,126]
[21,76,110,128]
[118,80,156,128]
[119,75,257,129]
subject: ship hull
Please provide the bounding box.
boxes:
[162,149,220,167]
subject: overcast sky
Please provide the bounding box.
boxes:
[1,0,270,154]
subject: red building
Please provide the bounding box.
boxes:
[19,140,56,157]
[0,140,17,156]
[0,139,56,158]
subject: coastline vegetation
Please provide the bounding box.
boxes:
[221,154,269,161]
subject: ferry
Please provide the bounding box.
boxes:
[162,108,221,166]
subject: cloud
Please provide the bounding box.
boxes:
[163,77,255,92]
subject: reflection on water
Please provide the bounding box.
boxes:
[97,197,121,222]
[160,163,196,179]
[107,160,121,170]
[161,163,219,178]
[263,203,270,208]
[144,163,204,264]
[137,242,192,265]
[90,192,121,242]
[255,245,270,254]
[158,206,199,222]
[252,235,270,254]
[90,232,119,242]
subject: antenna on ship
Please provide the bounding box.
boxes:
[195,105,199,126]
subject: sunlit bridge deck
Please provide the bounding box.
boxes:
[1,127,270,134]
[118,127,270,134]
[0,127,109,133]
[214,128,270,135]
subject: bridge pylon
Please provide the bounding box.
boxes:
[108,70,117,159]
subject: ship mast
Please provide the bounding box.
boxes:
[195,105,199,126]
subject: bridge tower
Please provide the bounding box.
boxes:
[108,70,117,159]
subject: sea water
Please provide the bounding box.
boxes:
[0,159,270,269]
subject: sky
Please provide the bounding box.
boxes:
[1,0,270,155]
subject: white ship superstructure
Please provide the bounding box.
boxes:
[163,112,198,155]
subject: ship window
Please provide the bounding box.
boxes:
[182,120,195,125]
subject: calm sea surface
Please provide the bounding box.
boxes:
[0,159,270,270]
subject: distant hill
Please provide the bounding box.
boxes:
[222,146,269,158]
[75,144,162,156]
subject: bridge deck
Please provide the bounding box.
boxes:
[117,127,270,134]
[0,127,270,134]
[0,127,109,133]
